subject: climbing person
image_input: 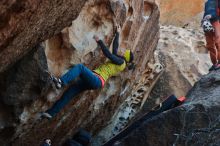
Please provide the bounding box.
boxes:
[41,26,134,119]
[202,0,220,71]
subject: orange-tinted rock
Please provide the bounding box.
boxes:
[158,0,204,26]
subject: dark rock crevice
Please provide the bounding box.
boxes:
[0,45,49,107]
[0,44,50,145]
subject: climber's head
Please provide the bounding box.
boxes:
[123,49,135,70]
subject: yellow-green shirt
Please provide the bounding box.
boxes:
[93,61,126,81]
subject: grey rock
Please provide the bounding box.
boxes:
[117,70,220,146]
[0,44,50,116]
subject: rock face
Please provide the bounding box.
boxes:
[91,60,163,146]
[107,20,219,146]
[157,0,205,26]
[0,0,87,73]
[91,14,211,145]
[0,44,49,110]
[1,0,215,146]
[0,0,160,146]
[142,25,211,112]
[0,44,50,144]
[116,70,220,146]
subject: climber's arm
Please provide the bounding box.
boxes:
[96,40,124,65]
[112,32,119,55]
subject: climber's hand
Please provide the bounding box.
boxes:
[117,25,121,33]
[93,35,100,42]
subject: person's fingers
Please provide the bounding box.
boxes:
[93,35,100,42]
[117,25,121,32]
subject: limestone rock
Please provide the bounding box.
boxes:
[0,44,50,144]
[0,45,49,106]
[142,25,211,112]
[91,60,164,145]
[0,0,160,146]
[0,0,88,73]
[0,0,217,146]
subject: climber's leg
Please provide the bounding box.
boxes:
[45,79,88,117]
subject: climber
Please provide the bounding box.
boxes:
[202,0,220,71]
[41,25,134,119]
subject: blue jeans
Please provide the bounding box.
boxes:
[47,64,102,117]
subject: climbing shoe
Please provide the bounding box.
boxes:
[45,71,63,89]
[51,76,63,89]
[41,112,52,119]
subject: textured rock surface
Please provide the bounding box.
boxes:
[0,44,50,145]
[157,0,205,26]
[142,25,211,112]
[0,0,214,146]
[0,0,160,146]
[116,70,220,146]
[109,23,215,146]
[91,59,163,146]
[0,45,49,106]
[0,0,87,73]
